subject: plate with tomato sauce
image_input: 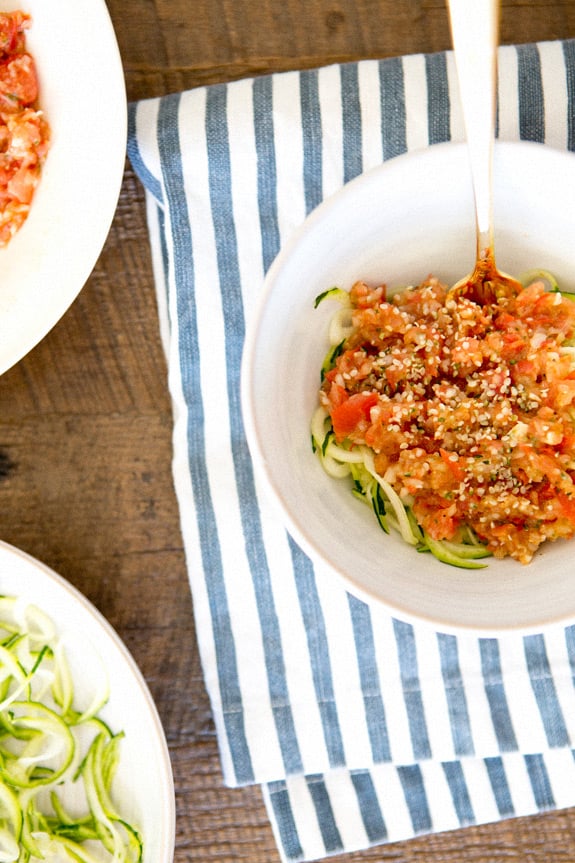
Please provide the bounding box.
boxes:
[0,0,126,374]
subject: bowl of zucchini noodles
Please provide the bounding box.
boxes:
[242,141,575,635]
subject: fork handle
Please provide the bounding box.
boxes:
[447,0,499,261]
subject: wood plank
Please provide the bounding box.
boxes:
[112,0,575,100]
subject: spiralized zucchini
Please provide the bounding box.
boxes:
[0,596,142,862]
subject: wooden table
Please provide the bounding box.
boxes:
[1,1,574,860]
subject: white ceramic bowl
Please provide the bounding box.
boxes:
[0,0,126,374]
[242,141,575,636]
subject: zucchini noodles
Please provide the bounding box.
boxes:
[0,596,142,862]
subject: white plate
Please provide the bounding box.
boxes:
[0,539,175,863]
[0,0,127,374]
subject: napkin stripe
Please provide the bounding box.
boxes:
[437,634,474,757]
[397,765,431,832]
[517,44,544,142]
[127,104,163,204]
[425,52,450,145]
[379,57,407,159]
[347,596,392,763]
[341,64,363,182]
[393,620,431,760]
[525,754,555,808]
[290,539,346,768]
[565,627,575,681]
[442,761,474,824]
[523,635,569,748]
[563,41,575,149]
[148,199,171,352]
[253,75,281,272]
[267,782,304,861]
[479,639,519,751]
[350,771,387,841]
[307,776,342,852]
[300,70,323,214]
[484,757,514,816]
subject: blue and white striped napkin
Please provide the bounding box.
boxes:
[128,41,575,862]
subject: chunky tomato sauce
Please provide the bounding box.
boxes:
[0,12,49,246]
[320,277,575,563]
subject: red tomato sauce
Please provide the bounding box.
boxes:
[0,12,49,246]
[319,277,575,563]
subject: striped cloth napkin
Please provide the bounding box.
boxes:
[128,41,575,862]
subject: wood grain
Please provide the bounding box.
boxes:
[117,0,575,101]
[0,1,572,861]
